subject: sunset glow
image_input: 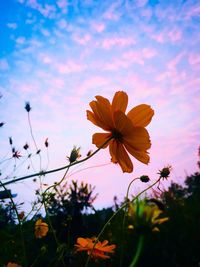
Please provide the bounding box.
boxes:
[0,0,200,209]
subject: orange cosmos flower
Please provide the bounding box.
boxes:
[75,237,116,259]
[87,91,154,173]
[6,263,22,267]
[35,219,49,238]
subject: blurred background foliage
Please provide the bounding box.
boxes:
[0,156,200,267]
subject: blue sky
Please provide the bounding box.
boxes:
[0,0,200,210]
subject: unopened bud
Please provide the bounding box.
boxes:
[25,101,31,112]
[67,146,81,163]
[158,165,172,179]
[23,143,29,150]
[140,175,150,183]
[44,138,49,147]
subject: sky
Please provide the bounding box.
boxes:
[0,0,200,211]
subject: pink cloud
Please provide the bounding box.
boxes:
[151,32,165,43]
[155,68,186,84]
[0,59,9,70]
[122,51,145,65]
[188,53,200,65]
[26,0,57,18]
[155,6,178,22]
[103,1,122,21]
[168,28,182,42]
[167,52,184,70]
[91,22,105,33]
[185,4,200,19]
[103,48,157,71]
[140,8,152,20]
[16,36,26,45]
[101,36,136,49]
[135,0,148,7]
[37,53,54,66]
[25,17,36,25]
[57,19,68,29]
[72,33,91,45]
[9,78,39,95]
[40,28,50,36]
[76,76,109,96]
[56,60,86,74]
[142,48,157,58]
[57,0,68,11]
[124,73,161,99]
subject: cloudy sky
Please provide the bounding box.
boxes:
[0,0,200,210]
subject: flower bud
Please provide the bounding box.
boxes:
[67,146,81,163]
[140,175,150,183]
[25,102,31,112]
[23,143,29,150]
[158,165,172,179]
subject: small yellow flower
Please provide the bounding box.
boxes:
[87,91,154,173]
[6,263,22,267]
[128,199,169,233]
[75,237,116,259]
[35,219,49,238]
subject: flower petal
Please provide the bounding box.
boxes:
[101,240,109,246]
[95,95,114,129]
[109,140,118,163]
[127,104,154,127]
[109,140,133,173]
[87,110,108,130]
[89,101,112,131]
[123,127,151,150]
[116,143,133,173]
[113,110,135,136]
[112,91,128,113]
[77,237,89,247]
[92,133,111,148]
[124,142,150,164]
[89,250,110,259]
[97,244,116,252]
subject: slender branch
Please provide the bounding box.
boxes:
[28,112,42,171]
[85,177,161,267]
[0,137,112,187]
[42,168,69,267]
[119,177,140,267]
[0,181,28,267]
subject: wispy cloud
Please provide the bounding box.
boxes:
[7,23,18,29]
[0,59,9,70]
[1,0,200,209]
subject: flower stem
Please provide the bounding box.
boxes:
[42,168,69,267]
[85,177,161,267]
[119,177,140,267]
[0,181,28,267]
[1,137,112,187]
[129,235,144,267]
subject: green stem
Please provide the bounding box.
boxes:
[0,181,27,267]
[1,137,112,187]
[119,177,140,267]
[85,177,161,267]
[129,235,144,267]
[28,112,42,171]
[42,168,69,267]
